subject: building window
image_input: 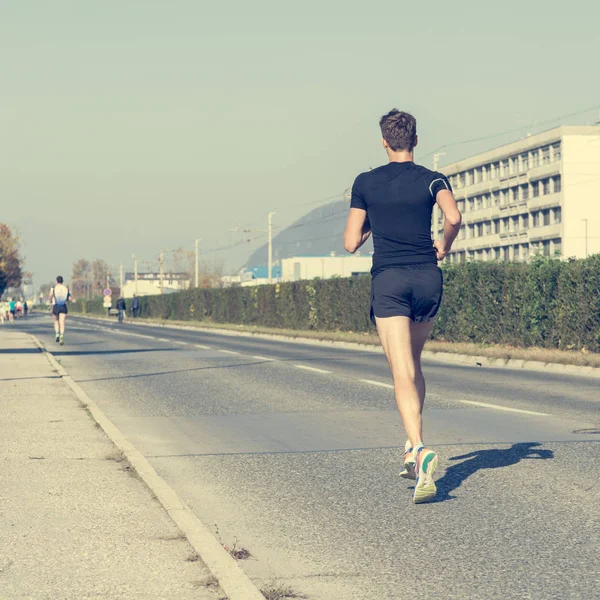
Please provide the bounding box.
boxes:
[477,223,483,237]
[512,187,520,203]
[492,191,500,205]
[521,184,529,200]
[501,160,509,177]
[542,179,551,195]
[553,176,561,193]
[532,181,539,197]
[553,207,562,224]
[542,146,550,165]
[502,217,509,233]
[522,214,529,229]
[519,154,528,172]
[543,210,551,226]
[500,190,508,205]
[467,224,474,238]
[457,199,465,212]
[476,196,483,210]
[458,173,465,188]
[532,211,539,227]
[551,143,561,162]
[531,150,540,168]
[466,170,473,186]
[493,220,500,234]
[542,240,551,256]
[552,239,562,256]
[482,165,488,181]
[509,157,518,174]
[459,225,466,240]
[512,216,519,231]
[503,247,510,261]
[468,197,474,212]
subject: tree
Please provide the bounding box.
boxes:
[91,260,111,297]
[72,259,91,298]
[0,224,23,296]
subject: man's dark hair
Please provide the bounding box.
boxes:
[56,276,64,284]
[379,109,417,152]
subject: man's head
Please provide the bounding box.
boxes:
[380,109,418,152]
[56,276,64,284]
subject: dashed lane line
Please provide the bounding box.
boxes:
[252,355,277,362]
[220,350,241,355]
[359,379,394,389]
[196,344,211,349]
[459,400,550,417]
[295,365,332,374]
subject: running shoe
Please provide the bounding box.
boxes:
[55,334,60,343]
[400,440,416,480]
[413,447,438,504]
[59,334,64,346]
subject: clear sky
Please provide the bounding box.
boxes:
[2,0,599,288]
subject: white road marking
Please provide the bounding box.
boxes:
[195,344,211,349]
[157,338,170,342]
[459,400,550,417]
[359,379,394,390]
[295,365,332,374]
[220,350,240,355]
[252,355,277,362]
[174,341,188,345]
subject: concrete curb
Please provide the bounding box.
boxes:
[31,334,266,600]
[72,314,600,379]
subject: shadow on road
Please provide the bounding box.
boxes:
[53,348,180,357]
[77,359,273,382]
[434,442,554,502]
[0,348,41,354]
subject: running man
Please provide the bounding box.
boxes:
[344,109,461,503]
[49,276,72,345]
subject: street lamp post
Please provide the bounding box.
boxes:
[268,212,276,284]
[195,238,201,288]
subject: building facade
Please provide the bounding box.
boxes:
[121,272,191,298]
[435,126,600,262]
[280,253,372,282]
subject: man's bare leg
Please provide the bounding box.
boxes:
[53,314,60,337]
[376,316,423,448]
[411,320,435,413]
[377,316,438,502]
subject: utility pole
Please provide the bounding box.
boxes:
[195,238,201,288]
[268,212,276,284]
[432,151,446,239]
[119,264,124,296]
[433,150,446,172]
[159,251,164,294]
[132,254,138,295]
[583,219,588,258]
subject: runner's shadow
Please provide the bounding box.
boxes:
[433,442,554,503]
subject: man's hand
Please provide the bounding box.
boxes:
[434,240,450,261]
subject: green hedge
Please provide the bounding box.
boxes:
[72,256,600,352]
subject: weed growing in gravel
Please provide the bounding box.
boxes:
[261,582,307,600]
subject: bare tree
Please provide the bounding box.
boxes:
[0,223,23,296]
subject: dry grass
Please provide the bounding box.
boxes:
[261,583,307,600]
[74,313,600,368]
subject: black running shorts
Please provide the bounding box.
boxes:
[370,264,443,325]
[52,304,68,316]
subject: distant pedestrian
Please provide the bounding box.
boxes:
[344,109,462,503]
[23,301,28,316]
[49,276,72,345]
[8,298,16,323]
[103,294,112,316]
[131,294,140,318]
[116,297,126,324]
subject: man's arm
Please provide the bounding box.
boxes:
[433,189,462,260]
[344,208,371,254]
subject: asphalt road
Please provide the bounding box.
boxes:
[14,314,600,599]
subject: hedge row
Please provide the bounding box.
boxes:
[73,256,600,352]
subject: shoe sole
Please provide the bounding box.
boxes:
[413,452,438,504]
[400,461,416,480]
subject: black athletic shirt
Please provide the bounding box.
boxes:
[350,162,452,274]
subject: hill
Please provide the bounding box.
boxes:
[244,200,373,268]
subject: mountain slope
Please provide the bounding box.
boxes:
[244,200,373,267]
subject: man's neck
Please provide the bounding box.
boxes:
[386,149,414,164]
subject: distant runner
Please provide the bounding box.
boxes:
[344,109,462,503]
[8,298,16,324]
[49,276,72,345]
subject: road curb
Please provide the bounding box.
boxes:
[72,314,600,379]
[31,334,266,600]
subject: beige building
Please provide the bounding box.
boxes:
[121,272,191,298]
[280,253,372,282]
[434,126,600,262]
